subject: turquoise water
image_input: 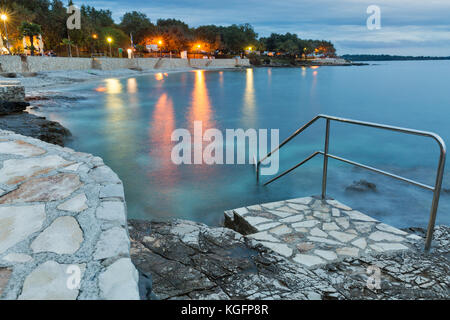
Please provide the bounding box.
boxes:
[34,61,450,228]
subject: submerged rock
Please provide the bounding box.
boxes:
[346,179,377,192]
[0,113,71,146]
[0,101,29,115]
[129,219,449,300]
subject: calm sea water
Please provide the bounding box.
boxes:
[33,61,450,228]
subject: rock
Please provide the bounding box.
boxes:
[18,261,85,300]
[129,220,450,300]
[346,179,377,192]
[0,101,29,115]
[0,173,82,204]
[30,216,84,254]
[369,231,405,242]
[96,201,126,226]
[0,268,12,297]
[0,204,46,254]
[98,258,140,300]
[0,154,73,185]
[2,253,33,263]
[94,227,130,260]
[0,139,46,157]
[293,254,325,267]
[0,113,71,146]
[57,193,88,213]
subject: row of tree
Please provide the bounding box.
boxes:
[1,0,336,57]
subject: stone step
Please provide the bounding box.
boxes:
[224,197,422,268]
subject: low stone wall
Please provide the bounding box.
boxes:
[0,56,250,73]
[0,84,25,102]
[26,56,93,72]
[0,129,139,300]
[0,56,22,73]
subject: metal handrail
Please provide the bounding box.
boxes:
[256,114,446,251]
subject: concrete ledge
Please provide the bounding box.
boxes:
[0,129,139,300]
[0,56,250,73]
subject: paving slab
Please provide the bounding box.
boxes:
[225,197,421,268]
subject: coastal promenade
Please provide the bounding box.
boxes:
[0,56,250,74]
[0,129,139,299]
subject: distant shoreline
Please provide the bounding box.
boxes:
[342,54,450,62]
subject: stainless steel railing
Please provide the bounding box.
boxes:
[256,114,446,251]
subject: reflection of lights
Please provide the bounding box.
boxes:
[95,86,106,92]
[310,66,319,69]
[190,70,214,129]
[313,71,318,76]
[164,73,168,76]
[243,68,255,126]
[127,78,137,94]
[105,78,123,94]
[301,66,306,77]
[155,73,164,81]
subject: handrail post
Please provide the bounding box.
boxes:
[424,151,446,251]
[321,119,330,199]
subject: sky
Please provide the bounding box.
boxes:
[74,0,450,56]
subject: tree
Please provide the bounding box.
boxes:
[19,22,42,55]
[120,11,155,45]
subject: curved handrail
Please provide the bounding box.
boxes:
[256,114,446,251]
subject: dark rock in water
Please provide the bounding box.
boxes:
[0,101,29,115]
[0,73,17,78]
[0,113,71,146]
[346,179,377,192]
[128,219,449,300]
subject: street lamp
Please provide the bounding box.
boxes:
[107,37,113,57]
[158,40,162,57]
[196,44,201,59]
[1,14,9,53]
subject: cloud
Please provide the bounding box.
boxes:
[74,0,450,55]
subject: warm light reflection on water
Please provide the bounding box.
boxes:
[105,78,123,94]
[155,73,164,81]
[188,70,215,177]
[149,93,178,189]
[243,68,256,127]
[127,78,138,94]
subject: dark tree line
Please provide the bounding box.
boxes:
[1,0,336,57]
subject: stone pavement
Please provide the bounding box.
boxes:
[0,129,139,300]
[225,197,423,268]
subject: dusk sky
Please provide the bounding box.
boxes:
[74,0,450,56]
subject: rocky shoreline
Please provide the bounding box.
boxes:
[0,83,71,147]
[129,219,449,300]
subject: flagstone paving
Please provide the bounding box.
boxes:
[225,197,422,268]
[0,129,139,300]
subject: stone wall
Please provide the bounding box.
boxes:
[0,56,250,73]
[0,83,25,102]
[0,129,139,300]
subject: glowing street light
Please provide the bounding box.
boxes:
[92,34,98,39]
[107,37,113,57]
[157,40,163,57]
[1,14,10,53]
